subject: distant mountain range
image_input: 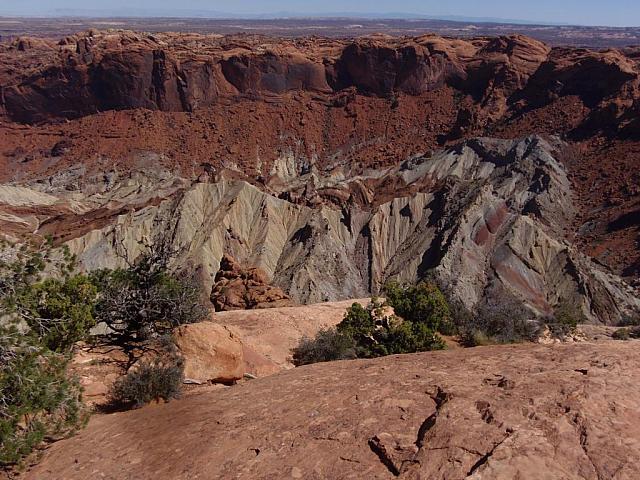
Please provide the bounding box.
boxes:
[1,8,562,26]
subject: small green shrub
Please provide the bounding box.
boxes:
[612,328,630,341]
[1,241,97,353]
[292,329,357,366]
[551,301,582,329]
[544,301,585,339]
[16,275,97,353]
[379,320,446,355]
[458,289,538,347]
[109,343,184,409]
[293,298,446,366]
[384,281,452,333]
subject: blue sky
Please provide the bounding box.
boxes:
[0,0,637,27]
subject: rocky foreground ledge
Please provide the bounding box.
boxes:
[25,340,640,479]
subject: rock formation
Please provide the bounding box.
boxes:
[1,31,639,323]
[1,31,640,282]
[1,135,635,324]
[214,299,370,368]
[173,323,245,384]
[210,254,293,311]
[24,340,640,479]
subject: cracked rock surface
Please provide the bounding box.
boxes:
[25,340,640,479]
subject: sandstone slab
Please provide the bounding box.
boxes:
[173,323,244,384]
[25,340,640,479]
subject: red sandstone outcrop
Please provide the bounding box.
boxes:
[173,322,245,384]
[211,254,293,311]
[1,31,637,130]
[213,299,371,367]
[24,340,640,479]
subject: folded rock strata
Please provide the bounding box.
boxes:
[1,136,636,324]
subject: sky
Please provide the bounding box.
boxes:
[0,0,638,27]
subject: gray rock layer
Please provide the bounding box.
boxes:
[2,136,637,323]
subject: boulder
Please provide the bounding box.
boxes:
[241,344,281,378]
[211,254,293,311]
[173,323,244,384]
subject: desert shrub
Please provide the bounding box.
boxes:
[335,302,377,356]
[1,241,97,353]
[293,299,446,366]
[544,300,585,339]
[14,275,97,353]
[377,320,446,355]
[292,329,357,366]
[0,327,87,466]
[0,241,95,466]
[459,290,538,347]
[550,301,583,329]
[92,241,208,346]
[109,341,184,409]
[384,281,453,334]
[612,328,631,340]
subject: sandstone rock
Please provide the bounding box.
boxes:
[173,323,244,384]
[241,344,281,378]
[69,345,128,407]
[215,299,370,368]
[211,254,293,311]
[25,341,640,479]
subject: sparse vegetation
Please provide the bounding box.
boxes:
[109,339,184,409]
[293,292,446,366]
[457,288,538,347]
[91,240,209,348]
[292,329,357,366]
[543,300,585,340]
[612,328,631,340]
[0,327,87,466]
[0,238,210,464]
[613,326,640,340]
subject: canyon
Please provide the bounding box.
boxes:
[2,25,640,480]
[1,30,639,322]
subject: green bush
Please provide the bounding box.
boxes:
[1,241,97,353]
[0,241,94,466]
[109,346,184,409]
[377,320,446,355]
[551,301,583,329]
[293,298,446,366]
[16,275,97,353]
[612,328,631,341]
[0,327,86,466]
[544,301,585,339]
[384,281,452,334]
[91,242,208,346]
[292,329,357,366]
